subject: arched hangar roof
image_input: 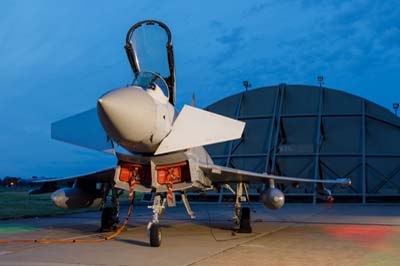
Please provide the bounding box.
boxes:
[205,84,400,203]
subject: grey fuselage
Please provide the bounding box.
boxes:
[96,74,215,194]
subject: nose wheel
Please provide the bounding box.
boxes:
[148,223,162,247]
[147,194,166,247]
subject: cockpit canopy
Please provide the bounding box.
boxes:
[133,72,169,99]
[125,20,176,105]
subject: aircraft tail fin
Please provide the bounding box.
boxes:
[51,108,113,153]
[155,105,245,155]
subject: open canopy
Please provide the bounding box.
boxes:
[125,20,176,105]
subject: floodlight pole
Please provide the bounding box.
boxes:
[243,81,251,92]
[317,75,324,87]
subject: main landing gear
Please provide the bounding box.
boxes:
[233,182,252,234]
[238,207,252,233]
[100,184,120,232]
[101,207,119,232]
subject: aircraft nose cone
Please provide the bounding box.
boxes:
[97,86,157,152]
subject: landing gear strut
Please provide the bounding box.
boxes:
[147,194,167,247]
[233,182,252,233]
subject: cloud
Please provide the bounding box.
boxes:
[201,1,399,86]
[212,26,245,66]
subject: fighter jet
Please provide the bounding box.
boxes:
[31,20,351,247]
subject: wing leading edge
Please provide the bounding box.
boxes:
[198,163,351,186]
[28,168,115,195]
[155,105,245,155]
[30,168,115,184]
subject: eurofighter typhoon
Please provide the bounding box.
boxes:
[31,20,351,247]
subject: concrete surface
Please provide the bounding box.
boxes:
[0,203,399,266]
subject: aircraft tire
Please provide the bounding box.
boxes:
[149,223,162,247]
[101,207,118,232]
[238,207,252,233]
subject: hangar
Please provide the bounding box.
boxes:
[205,84,400,204]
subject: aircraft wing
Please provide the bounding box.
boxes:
[31,168,115,184]
[198,163,351,186]
[51,108,114,153]
[29,168,115,194]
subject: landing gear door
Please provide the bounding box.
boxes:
[125,20,176,105]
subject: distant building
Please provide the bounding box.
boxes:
[1,176,21,187]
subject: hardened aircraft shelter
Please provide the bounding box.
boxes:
[205,84,400,203]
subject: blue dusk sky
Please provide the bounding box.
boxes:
[0,0,399,178]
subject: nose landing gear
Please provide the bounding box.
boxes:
[148,223,162,247]
[147,194,167,247]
